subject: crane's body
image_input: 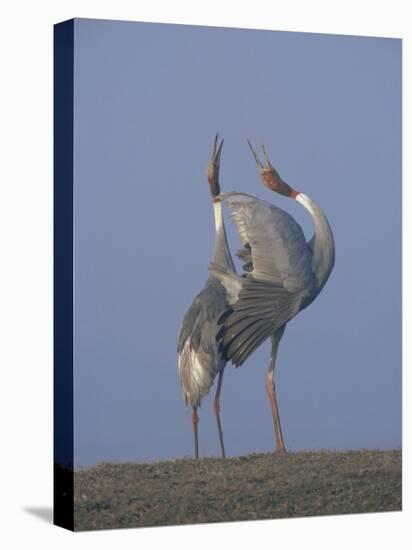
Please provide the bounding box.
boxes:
[210,142,335,453]
[177,200,234,408]
[177,136,234,458]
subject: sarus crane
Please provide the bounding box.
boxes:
[210,141,335,454]
[177,134,235,459]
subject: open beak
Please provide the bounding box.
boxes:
[247,139,298,199]
[206,133,224,197]
[247,140,264,170]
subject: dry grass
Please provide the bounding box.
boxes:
[73,449,401,531]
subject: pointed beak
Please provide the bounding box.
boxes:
[247,139,298,199]
[206,133,224,197]
[247,139,264,169]
[260,142,275,171]
[215,137,224,164]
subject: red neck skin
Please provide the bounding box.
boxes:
[261,171,299,199]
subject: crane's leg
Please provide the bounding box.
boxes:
[192,406,199,459]
[213,369,226,459]
[266,335,287,454]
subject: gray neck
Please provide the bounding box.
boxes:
[212,201,235,271]
[296,193,335,293]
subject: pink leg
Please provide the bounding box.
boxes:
[265,370,286,453]
[192,406,199,459]
[213,370,226,458]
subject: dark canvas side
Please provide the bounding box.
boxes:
[53,18,74,532]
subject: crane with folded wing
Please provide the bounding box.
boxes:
[177,134,235,459]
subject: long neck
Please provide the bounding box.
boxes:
[212,200,235,271]
[296,193,335,292]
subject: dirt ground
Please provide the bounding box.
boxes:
[73,449,401,531]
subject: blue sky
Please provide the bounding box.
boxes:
[72,18,401,467]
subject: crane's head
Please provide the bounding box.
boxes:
[247,140,299,199]
[206,133,224,199]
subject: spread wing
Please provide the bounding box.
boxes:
[221,192,314,290]
[213,192,315,367]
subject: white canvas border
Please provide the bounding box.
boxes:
[0,1,408,548]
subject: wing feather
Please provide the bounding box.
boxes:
[231,323,274,366]
[220,192,314,290]
[211,192,316,367]
[216,277,304,366]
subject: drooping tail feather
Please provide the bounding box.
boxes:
[177,339,216,408]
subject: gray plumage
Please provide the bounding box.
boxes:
[210,177,335,378]
[177,277,228,407]
[210,134,335,375]
[211,190,334,368]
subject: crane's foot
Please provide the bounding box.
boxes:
[274,447,287,455]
